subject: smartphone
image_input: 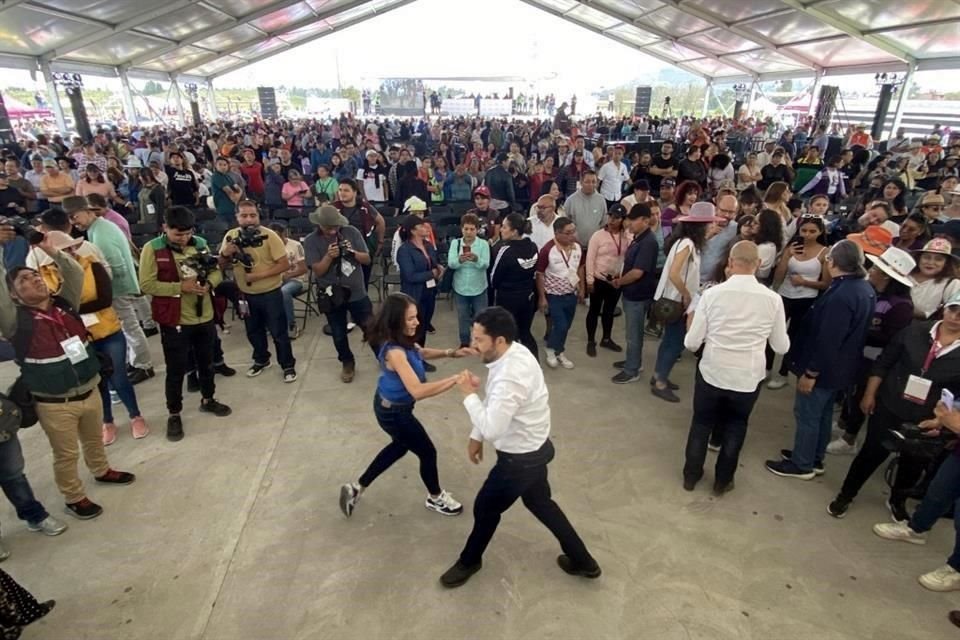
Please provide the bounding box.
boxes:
[941,388,955,411]
[462,244,472,255]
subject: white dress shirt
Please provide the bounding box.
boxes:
[463,342,550,454]
[528,214,557,251]
[685,274,790,392]
[597,160,630,201]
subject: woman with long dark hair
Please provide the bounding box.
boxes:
[338,293,469,519]
[661,180,702,239]
[894,212,929,251]
[753,209,784,282]
[651,202,719,402]
[489,213,540,359]
[768,214,830,388]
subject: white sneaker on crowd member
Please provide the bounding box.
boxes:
[27,516,68,536]
[545,348,559,369]
[339,483,362,518]
[556,353,575,369]
[425,490,463,516]
[766,375,788,390]
[826,436,858,455]
[873,521,926,545]
[919,565,960,592]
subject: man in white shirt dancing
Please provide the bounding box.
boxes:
[682,241,790,495]
[440,306,600,588]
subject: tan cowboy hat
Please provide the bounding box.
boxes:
[867,247,916,287]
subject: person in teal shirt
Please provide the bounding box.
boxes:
[63,195,155,381]
[211,157,242,225]
[446,213,490,347]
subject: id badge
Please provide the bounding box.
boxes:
[60,336,88,364]
[80,313,99,327]
[426,279,436,289]
[903,374,933,404]
[146,204,156,215]
[567,270,580,287]
[341,260,355,277]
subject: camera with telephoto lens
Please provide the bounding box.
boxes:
[229,225,267,270]
[181,250,220,286]
[0,216,44,245]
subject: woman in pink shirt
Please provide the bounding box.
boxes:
[585,204,632,356]
[281,169,311,209]
[75,163,118,204]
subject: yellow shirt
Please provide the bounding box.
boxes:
[221,226,286,295]
[39,171,74,203]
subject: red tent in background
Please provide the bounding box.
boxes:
[780,92,812,113]
[2,94,52,119]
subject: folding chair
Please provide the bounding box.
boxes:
[293,273,321,332]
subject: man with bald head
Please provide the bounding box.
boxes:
[699,193,740,284]
[529,194,559,250]
[682,241,790,495]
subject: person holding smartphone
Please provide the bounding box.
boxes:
[826,292,960,521]
[447,213,490,349]
[584,204,630,357]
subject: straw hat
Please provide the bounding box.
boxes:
[868,247,916,287]
[913,237,960,259]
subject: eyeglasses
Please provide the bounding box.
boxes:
[923,204,945,210]
[717,208,738,216]
[800,213,825,219]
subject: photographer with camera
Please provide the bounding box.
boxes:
[139,206,232,442]
[303,205,372,383]
[219,200,296,383]
[0,225,135,521]
[827,292,960,521]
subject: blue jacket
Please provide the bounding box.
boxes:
[397,241,439,303]
[791,275,875,389]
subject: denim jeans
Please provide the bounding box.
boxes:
[495,289,538,360]
[0,435,48,526]
[622,298,652,376]
[414,289,437,347]
[458,440,594,568]
[455,292,486,347]
[244,287,296,370]
[683,370,761,486]
[280,279,306,331]
[93,331,141,424]
[909,453,960,571]
[326,296,375,364]
[161,322,217,414]
[545,293,577,354]
[358,393,441,495]
[653,316,686,383]
[112,295,152,370]
[790,386,837,472]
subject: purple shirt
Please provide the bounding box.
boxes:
[102,208,131,240]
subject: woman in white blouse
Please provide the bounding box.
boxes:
[909,238,960,319]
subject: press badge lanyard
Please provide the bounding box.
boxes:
[34,307,89,365]
[904,336,942,405]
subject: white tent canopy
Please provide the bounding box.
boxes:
[0,0,957,84]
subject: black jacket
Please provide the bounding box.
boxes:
[490,237,538,295]
[483,166,516,210]
[872,320,960,423]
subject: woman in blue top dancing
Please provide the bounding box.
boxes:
[339,292,473,519]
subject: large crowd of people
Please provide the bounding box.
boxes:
[1,107,960,632]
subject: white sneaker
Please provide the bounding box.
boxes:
[425,490,463,516]
[919,564,960,592]
[873,522,926,545]
[0,539,8,562]
[766,375,788,390]
[26,516,68,536]
[339,483,361,518]
[826,437,858,456]
[556,353,575,369]
[545,348,558,369]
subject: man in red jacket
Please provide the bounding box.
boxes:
[238,148,265,202]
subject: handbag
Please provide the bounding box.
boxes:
[652,242,691,324]
[439,239,458,294]
[5,377,36,429]
[315,283,351,314]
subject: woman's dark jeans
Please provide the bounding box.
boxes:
[358,393,441,495]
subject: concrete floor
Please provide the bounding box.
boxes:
[3,300,957,640]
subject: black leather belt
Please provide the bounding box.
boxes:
[34,389,94,404]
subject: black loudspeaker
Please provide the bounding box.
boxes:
[0,92,14,146]
[257,87,278,120]
[634,86,652,116]
[815,85,839,130]
[67,88,92,142]
[872,84,895,141]
[190,100,201,127]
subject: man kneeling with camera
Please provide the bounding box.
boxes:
[219,200,296,383]
[139,206,232,442]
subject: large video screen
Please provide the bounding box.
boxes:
[376,78,425,111]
